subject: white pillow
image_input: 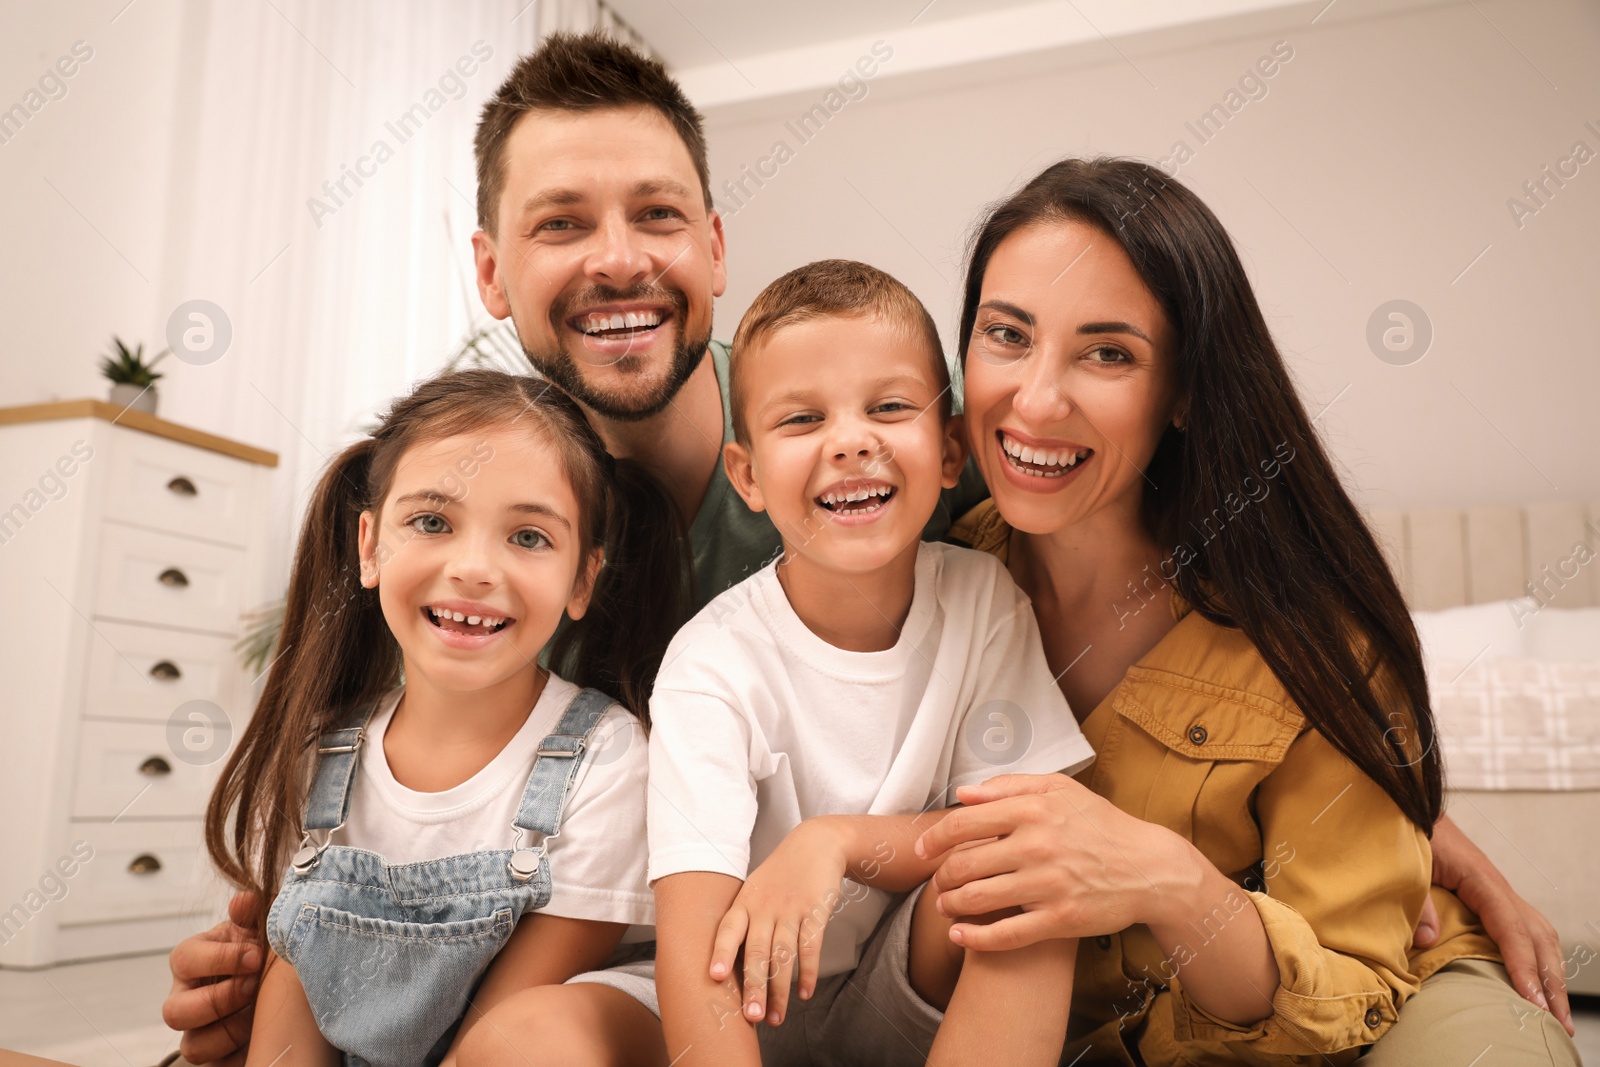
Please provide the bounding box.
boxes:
[1411,599,1534,664]
[1523,607,1600,665]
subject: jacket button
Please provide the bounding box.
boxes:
[1364,1008,1383,1028]
[1187,724,1208,745]
[1096,935,1112,950]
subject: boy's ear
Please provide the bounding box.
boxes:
[357,511,381,588]
[566,549,604,621]
[722,440,766,513]
[940,414,969,490]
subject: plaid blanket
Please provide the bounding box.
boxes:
[1429,657,1600,791]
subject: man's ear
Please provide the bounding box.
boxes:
[940,414,969,490]
[708,210,728,299]
[357,511,381,588]
[566,550,604,621]
[471,229,512,320]
[722,440,765,513]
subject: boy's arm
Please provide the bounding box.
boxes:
[244,952,338,1067]
[440,912,627,1064]
[656,872,763,1067]
[932,934,1078,1066]
[708,809,967,1027]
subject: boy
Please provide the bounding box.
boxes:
[649,260,1096,1066]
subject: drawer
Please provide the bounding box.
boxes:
[56,821,218,925]
[73,720,230,818]
[93,522,245,634]
[82,621,241,724]
[102,429,256,546]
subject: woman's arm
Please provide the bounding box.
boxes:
[243,952,338,1067]
[916,774,1278,1027]
[442,911,627,1062]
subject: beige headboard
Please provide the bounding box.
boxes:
[1367,502,1600,612]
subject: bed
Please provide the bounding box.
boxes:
[1370,501,1600,996]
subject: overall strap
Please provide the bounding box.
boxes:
[291,703,377,873]
[506,687,616,881]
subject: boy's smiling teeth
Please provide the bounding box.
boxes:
[425,605,510,634]
[817,483,895,513]
[580,309,663,335]
[999,431,1092,477]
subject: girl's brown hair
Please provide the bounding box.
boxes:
[958,158,1442,831]
[205,370,689,936]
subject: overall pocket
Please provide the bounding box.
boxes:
[288,902,515,1067]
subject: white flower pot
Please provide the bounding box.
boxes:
[108,382,158,415]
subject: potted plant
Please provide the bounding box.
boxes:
[100,336,168,415]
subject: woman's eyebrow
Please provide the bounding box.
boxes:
[977,300,1034,326]
[1078,320,1152,343]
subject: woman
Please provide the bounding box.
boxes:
[917,157,1580,1064]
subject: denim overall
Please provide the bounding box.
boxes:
[265,687,614,1067]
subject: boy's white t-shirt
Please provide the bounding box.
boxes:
[330,673,655,931]
[647,541,1096,977]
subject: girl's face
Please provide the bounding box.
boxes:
[358,425,598,695]
[962,220,1182,537]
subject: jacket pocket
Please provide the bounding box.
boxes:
[1090,666,1303,866]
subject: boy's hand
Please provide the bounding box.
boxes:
[710,817,850,1026]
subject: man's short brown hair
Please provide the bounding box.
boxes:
[729,259,951,443]
[474,32,711,235]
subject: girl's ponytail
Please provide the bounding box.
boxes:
[548,454,690,724]
[204,438,401,938]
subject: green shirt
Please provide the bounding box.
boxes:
[687,340,989,612]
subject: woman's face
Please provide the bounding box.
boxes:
[963,219,1181,537]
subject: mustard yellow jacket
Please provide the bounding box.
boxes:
[951,501,1498,1065]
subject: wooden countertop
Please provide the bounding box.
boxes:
[0,399,279,467]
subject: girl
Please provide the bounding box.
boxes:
[205,370,688,1066]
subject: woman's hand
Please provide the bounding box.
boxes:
[710,817,852,1026]
[1421,815,1574,1036]
[162,892,263,1066]
[914,773,1192,950]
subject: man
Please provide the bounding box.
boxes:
[163,30,1571,1067]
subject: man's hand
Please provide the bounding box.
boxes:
[162,892,264,1065]
[1422,815,1574,1037]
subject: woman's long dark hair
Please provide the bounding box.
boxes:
[205,370,689,936]
[959,158,1441,831]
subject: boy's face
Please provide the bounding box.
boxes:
[472,105,727,421]
[723,313,966,575]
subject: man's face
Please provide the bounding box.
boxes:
[472,105,727,421]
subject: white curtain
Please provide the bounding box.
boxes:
[158,0,651,597]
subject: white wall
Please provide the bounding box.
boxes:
[0,0,190,405]
[697,0,1600,513]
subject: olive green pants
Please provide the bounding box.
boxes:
[1359,959,1580,1065]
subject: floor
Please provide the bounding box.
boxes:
[0,952,1597,1065]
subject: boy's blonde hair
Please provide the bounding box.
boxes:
[729,259,951,443]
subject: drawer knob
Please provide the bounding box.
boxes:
[128,854,163,875]
[158,567,190,588]
[149,660,182,681]
[139,755,173,777]
[166,476,198,496]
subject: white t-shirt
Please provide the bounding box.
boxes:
[331,674,654,930]
[647,541,1095,977]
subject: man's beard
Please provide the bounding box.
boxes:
[521,285,711,423]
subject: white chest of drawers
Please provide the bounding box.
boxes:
[0,400,276,967]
